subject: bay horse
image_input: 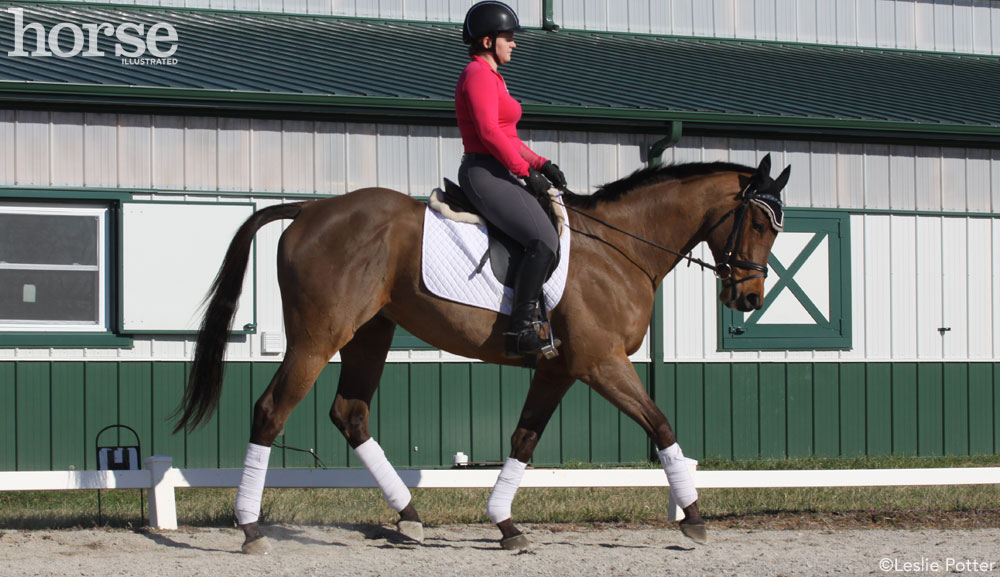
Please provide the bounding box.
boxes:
[175,154,790,554]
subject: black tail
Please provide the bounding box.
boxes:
[173,202,305,433]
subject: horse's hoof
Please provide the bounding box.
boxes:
[241,535,273,555]
[679,521,707,545]
[396,520,424,544]
[500,533,531,551]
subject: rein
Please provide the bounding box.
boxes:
[552,180,777,286]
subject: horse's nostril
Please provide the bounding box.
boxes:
[748,293,762,309]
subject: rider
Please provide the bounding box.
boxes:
[456,0,567,359]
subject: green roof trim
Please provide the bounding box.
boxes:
[2,2,998,139]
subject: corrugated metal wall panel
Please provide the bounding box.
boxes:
[890,216,918,359]
[119,115,153,189]
[916,217,944,358]
[874,0,894,47]
[152,115,185,190]
[866,363,892,455]
[185,116,218,191]
[864,215,892,359]
[15,111,49,186]
[894,0,916,49]
[865,144,891,209]
[85,113,118,188]
[995,220,1000,359]
[0,363,16,469]
[915,147,942,211]
[282,120,316,194]
[218,117,252,192]
[51,113,84,187]
[889,146,915,210]
[16,363,51,470]
[953,244,987,386]
[315,121,348,195]
[967,149,992,213]
[51,362,85,470]
[942,218,969,359]
[892,363,918,455]
[0,110,13,186]
[251,119,283,192]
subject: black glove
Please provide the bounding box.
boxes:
[522,168,551,198]
[540,160,567,188]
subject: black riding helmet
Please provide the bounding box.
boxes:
[462,1,522,45]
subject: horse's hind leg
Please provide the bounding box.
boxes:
[489,369,575,550]
[582,353,706,544]
[237,340,338,554]
[328,313,424,543]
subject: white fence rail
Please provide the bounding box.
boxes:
[2,456,999,531]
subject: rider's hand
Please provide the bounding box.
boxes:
[523,168,551,198]
[540,160,567,188]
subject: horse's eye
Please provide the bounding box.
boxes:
[752,222,765,233]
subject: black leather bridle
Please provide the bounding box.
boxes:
[704,180,784,287]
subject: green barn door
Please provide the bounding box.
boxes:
[720,210,851,351]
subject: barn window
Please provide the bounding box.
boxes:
[718,209,852,351]
[0,203,111,332]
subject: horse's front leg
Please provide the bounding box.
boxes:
[583,353,706,544]
[489,370,574,550]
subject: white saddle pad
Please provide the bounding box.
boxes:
[421,194,571,315]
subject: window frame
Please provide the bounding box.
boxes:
[0,192,132,348]
[718,208,852,351]
[0,202,111,331]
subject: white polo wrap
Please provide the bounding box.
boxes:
[486,457,527,524]
[658,443,698,509]
[235,442,271,525]
[354,438,412,512]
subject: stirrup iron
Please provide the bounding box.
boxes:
[537,319,559,360]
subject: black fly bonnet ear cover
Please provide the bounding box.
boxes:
[738,155,788,232]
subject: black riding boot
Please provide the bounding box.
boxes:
[504,241,561,359]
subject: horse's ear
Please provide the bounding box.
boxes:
[738,174,752,192]
[771,165,791,196]
[756,154,772,179]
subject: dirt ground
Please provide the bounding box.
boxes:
[2,523,1000,577]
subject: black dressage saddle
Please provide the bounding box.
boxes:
[438,178,561,287]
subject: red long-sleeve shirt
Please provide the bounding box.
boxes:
[455,56,546,178]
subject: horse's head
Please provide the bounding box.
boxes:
[707,154,790,312]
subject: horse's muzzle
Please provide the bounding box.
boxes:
[723,288,764,312]
[734,292,763,312]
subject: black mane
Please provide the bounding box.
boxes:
[562,161,755,208]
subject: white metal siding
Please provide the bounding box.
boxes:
[1,112,998,364]
[31,1,1000,53]
[37,0,542,25]
[554,0,1000,54]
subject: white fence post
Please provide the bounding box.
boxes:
[144,456,178,530]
